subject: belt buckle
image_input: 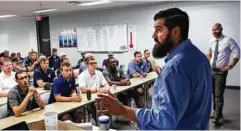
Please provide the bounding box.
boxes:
[212,68,220,72]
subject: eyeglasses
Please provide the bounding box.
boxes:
[18,76,29,80]
[64,69,72,72]
[89,62,97,65]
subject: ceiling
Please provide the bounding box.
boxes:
[0,1,161,22]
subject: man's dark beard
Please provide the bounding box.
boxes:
[152,34,174,59]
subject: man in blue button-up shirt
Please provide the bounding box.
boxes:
[127,51,149,79]
[127,51,149,108]
[97,8,211,130]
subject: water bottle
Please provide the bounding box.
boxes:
[121,64,127,75]
[76,86,82,96]
[130,99,138,129]
[130,98,136,108]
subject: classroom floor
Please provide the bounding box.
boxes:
[109,88,240,130]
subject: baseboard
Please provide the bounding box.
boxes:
[226,85,240,90]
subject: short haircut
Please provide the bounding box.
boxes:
[30,51,37,56]
[39,57,48,64]
[86,57,95,64]
[15,70,25,80]
[154,8,189,41]
[134,51,141,57]
[107,57,115,64]
[144,50,149,54]
[11,53,16,57]
[60,57,69,63]
[60,61,71,71]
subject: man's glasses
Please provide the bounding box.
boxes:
[89,62,97,65]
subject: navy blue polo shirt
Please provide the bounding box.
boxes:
[48,75,76,104]
[33,67,56,87]
[48,55,61,71]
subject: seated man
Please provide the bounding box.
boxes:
[56,57,70,76]
[7,70,45,117]
[126,51,150,108]
[59,52,67,60]
[78,56,109,124]
[127,51,149,78]
[33,57,56,89]
[143,49,160,72]
[25,51,39,72]
[78,53,93,74]
[56,58,78,78]
[11,58,26,72]
[48,48,61,71]
[75,52,86,69]
[48,62,83,123]
[0,53,5,73]
[17,52,24,61]
[102,52,119,69]
[0,59,17,97]
[102,57,132,105]
[3,50,10,60]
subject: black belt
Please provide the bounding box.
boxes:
[212,68,221,72]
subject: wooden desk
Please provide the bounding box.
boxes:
[110,72,157,95]
[0,97,7,106]
[0,72,157,129]
[0,88,50,107]
[36,88,50,95]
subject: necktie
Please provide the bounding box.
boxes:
[212,40,219,68]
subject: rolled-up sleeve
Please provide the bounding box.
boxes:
[8,90,20,108]
[229,38,240,58]
[134,65,191,130]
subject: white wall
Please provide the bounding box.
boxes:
[0,1,239,86]
[49,1,240,86]
[0,19,38,56]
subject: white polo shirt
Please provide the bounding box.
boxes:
[0,71,17,91]
[78,70,108,89]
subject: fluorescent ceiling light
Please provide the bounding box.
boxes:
[78,0,112,6]
[34,9,58,13]
[0,15,16,19]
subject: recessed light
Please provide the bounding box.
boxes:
[78,0,112,6]
[0,15,16,19]
[33,9,58,14]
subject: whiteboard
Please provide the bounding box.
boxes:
[77,24,128,52]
